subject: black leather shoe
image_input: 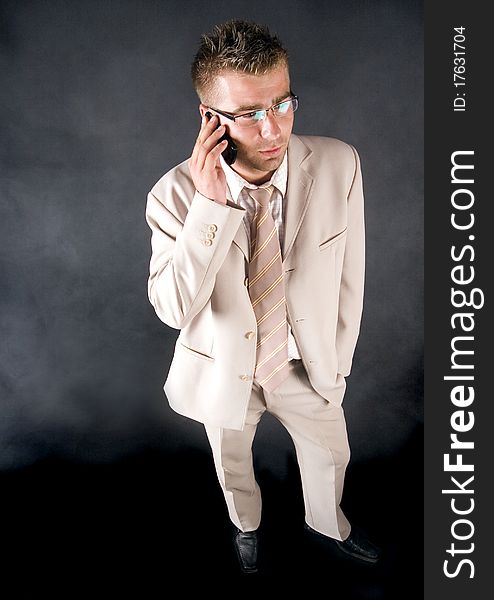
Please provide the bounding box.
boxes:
[304,523,380,564]
[335,529,380,563]
[233,528,258,573]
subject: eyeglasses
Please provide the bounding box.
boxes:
[207,95,299,128]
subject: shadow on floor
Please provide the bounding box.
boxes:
[3,425,422,598]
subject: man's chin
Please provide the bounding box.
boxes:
[250,150,285,171]
[232,147,286,182]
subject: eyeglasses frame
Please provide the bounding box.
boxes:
[206,94,299,126]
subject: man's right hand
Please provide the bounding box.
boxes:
[188,114,228,205]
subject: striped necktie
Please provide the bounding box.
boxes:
[248,186,290,392]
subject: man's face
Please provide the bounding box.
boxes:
[200,65,294,185]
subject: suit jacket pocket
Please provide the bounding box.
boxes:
[179,342,214,362]
[318,228,347,252]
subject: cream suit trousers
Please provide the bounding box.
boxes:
[204,358,351,541]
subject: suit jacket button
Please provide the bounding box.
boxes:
[245,331,255,339]
[208,224,218,232]
[206,231,215,239]
[203,239,212,246]
[244,277,249,287]
[240,374,251,381]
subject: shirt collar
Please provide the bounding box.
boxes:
[221,151,288,203]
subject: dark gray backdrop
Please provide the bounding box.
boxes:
[1,0,423,478]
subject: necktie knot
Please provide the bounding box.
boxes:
[249,185,274,208]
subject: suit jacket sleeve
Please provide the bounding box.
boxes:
[145,176,245,330]
[336,145,365,377]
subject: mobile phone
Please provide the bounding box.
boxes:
[205,111,237,166]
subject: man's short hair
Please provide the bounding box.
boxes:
[191,19,289,104]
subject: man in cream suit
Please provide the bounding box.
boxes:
[146,19,379,573]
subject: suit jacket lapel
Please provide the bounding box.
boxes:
[229,186,250,259]
[283,134,314,261]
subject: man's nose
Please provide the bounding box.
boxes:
[259,110,281,139]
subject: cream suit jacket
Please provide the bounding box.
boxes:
[146,134,365,431]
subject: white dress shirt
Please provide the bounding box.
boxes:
[220,153,302,360]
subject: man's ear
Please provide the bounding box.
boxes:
[199,104,208,118]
